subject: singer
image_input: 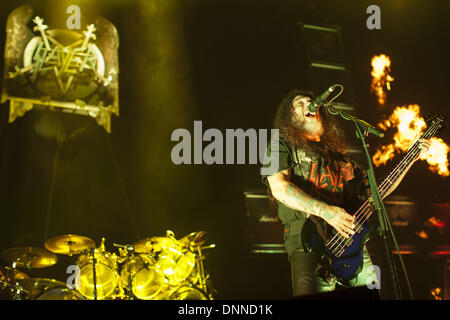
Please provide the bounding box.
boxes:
[261,88,430,296]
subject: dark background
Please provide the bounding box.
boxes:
[0,0,448,299]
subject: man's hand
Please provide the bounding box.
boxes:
[415,138,432,161]
[383,138,432,199]
[321,205,355,239]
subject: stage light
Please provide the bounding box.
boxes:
[370,54,394,106]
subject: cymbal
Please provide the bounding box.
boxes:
[149,236,177,252]
[0,266,29,282]
[132,238,154,253]
[18,278,67,299]
[133,236,176,253]
[1,247,57,269]
[179,231,208,248]
[45,234,95,255]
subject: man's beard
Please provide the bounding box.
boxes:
[293,117,324,137]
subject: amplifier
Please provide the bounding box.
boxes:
[243,189,285,254]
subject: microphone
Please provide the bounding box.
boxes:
[308,84,340,112]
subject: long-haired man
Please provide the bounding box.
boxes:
[262,88,430,296]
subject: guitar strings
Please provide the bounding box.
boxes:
[329,121,439,254]
[327,142,422,254]
[325,121,439,255]
[330,146,420,254]
[328,143,422,253]
[348,122,438,233]
[327,122,439,254]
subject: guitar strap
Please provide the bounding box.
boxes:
[290,145,314,181]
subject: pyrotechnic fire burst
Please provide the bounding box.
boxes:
[370,54,394,105]
[373,105,449,177]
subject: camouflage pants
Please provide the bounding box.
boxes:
[289,246,379,296]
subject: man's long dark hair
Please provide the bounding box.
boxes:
[273,88,349,164]
[266,89,350,214]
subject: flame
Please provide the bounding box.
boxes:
[373,105,450,177]
[420,137,450,177]
[371,54,394,105]
[430,288,442,300]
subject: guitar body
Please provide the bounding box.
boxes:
[301,217,376,286]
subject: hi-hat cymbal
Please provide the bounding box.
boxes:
[45,234,95,255]
[179,231,208,248]
[0,266,29,282]
[1,247,57,269]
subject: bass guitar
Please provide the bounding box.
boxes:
[301,114,445,285]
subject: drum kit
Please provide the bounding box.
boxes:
[0,230,215,300]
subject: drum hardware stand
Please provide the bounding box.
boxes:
[125,246,135,300]
[65,240,75,257]
[9,262,25,300]
[196,247,206,292]
[90,247,98,300]
[114,243,136,300]
[194,244,215,299]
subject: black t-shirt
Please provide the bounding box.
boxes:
[261,137,368,258]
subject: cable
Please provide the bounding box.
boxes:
[104,131,141,241]
[43,113,62,242]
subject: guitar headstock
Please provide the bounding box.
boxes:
[424,114,446,136]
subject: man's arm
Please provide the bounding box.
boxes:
[267,168,355,238]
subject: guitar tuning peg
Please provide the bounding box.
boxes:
[436,123,447,136]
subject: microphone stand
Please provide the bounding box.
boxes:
[324,102,413,300]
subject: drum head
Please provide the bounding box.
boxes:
[78,263,117,299]
[169,285,209,300]
[120,254,166,300]
[76,250,118,299]
[18,278,67,300]
[172,252,196,283]
[37,287,86,300]
[132,265,166,300]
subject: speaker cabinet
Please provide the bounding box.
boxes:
[243,189,285,254]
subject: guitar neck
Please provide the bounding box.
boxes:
[324,117,443,252]
[377,121,440,199]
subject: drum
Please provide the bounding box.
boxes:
[157,242,196,284]
[18,278,85,300]
[120,254,166,300]
[169,285,209,300]
[76,249,118,299]
[171,251,197,284]
[36,287,86,300]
